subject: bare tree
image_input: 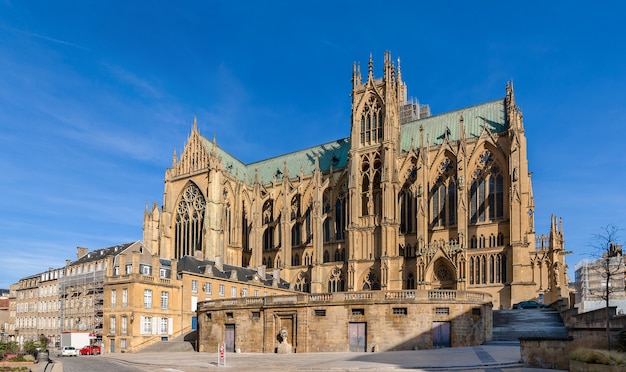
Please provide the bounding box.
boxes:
[588,225,623,350]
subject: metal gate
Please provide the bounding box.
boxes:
[432,321,451,348]
[348,322,366,352]
[225,324,235,352]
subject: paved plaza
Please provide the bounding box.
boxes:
[33,343,566,372]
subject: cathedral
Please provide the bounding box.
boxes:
[143,52,569,309]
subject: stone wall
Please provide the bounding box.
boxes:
[520,337,572,370]
[197,290,492,353]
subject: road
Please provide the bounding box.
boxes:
[52,355,145,372]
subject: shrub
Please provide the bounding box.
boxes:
[570,347,626,366]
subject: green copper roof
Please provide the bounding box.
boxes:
[202,99,506,186]
[401,98,506,151]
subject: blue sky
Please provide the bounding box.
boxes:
[1,1,625,289]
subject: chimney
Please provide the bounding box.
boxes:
[272,269,281,287]
[257,265,266,279]
[77,247,88,259]
[215,256,223,272]
[204,265,213,276]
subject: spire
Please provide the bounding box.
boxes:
[212,134,217,156]
[397,57,402,83]
[367,53,374,82]
[352,62,357,89]
[193,115,198,132]
[172,147,177,168]
[357,62,362,85]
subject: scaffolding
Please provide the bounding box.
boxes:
[400,98,430,124]
[58,268,105,344]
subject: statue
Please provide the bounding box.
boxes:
[277,326,293,354]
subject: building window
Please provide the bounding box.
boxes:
[252,311,260,318]
[435,307,450,315]
[125,264,132,274]
[122,288,128,307]
[113,266,120,275]
[110,316,116,334]
[111,290,116,308]
[160,318,168,334]
[142,316,151,334]
[161,291,169,310]
[191,280,198,293]
[242,288,248,297]
[359,95,384,145]
[219,284,225,297]
[141,264,152,275]
[254,290,259,297]
[121,316,127,334]
[205,282,212,294]
[226,312,233,319]
[352,308,365,316]
[120,338,126,350]
[174,183,206,259]
[144,290,152,308]
[231,286,237,298]
[392,307,408,315]
[314,309,326,316]
[159,268,168,278]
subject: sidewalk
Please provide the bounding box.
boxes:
[99,343,566,371]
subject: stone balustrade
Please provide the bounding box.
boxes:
[197,289,491,311]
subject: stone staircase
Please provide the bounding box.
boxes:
[137,330,196,353]
[490,308,569,342]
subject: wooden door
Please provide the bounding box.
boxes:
[348,322,366,352]
[225,324,235,352]
[433,321,451,348]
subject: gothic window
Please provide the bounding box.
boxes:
[359,96,384,146]
[262,257,267,266]
[479,235,486,248]
[263,200,273,224]
[305,208,312,242]
[276,256,281,269]
[495,255,501,283]
[294,272,310,293]
[399,188,415,234]
[497,232,505,246]
[334,249,340,262]
[323,217,331,242]
[263,227,274,251]
[241,201,250,252]
[470,151,505,224]
[291,195,300,220]
[475,257,480,284]
[361,174,370,216]
[323,190,331,213]
[362,270,380,291]
[407,272,415,289]
[469,257,475,285]
[291,222,301,246]
[489,255,495,283]
[431,158,457,227]
[489,234,496,247]
[304,253,310,266]
[501,254,507,283]
[225,202,232,245]
[328,267,344,293]
[292,254,300,267]
[335,194,346,240]
[174,183,206,259]
[470,235,477,249]
[481,256,487,284]
[323,250,330,263]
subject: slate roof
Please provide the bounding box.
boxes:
[177,255,291,290]
[70,242,137,265]
[201,98,506,186]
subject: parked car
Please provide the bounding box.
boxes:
[79,345,101,355]
[512,300,548,309]
[61,346,79,357]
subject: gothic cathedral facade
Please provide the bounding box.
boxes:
[143,52,568,309]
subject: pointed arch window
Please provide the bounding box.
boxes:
[431,158,456,227]
[470,152,505,224]
[335,194,346,240]
[174,183,206,259]
[360,96,384,146]
[406,272,415,289]
[328,268,344,293]
[291,222,301,247]
[399,188,416,234]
